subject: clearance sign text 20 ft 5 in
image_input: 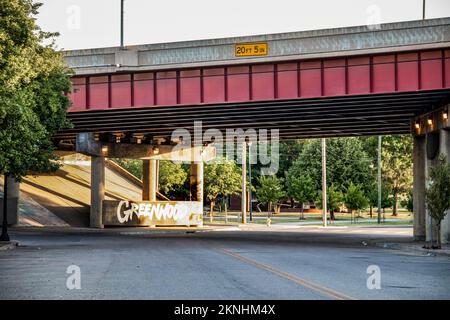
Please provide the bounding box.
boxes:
[235,43,268,57]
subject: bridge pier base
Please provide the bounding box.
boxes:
[0,176,20,226]
[439,128,450,244]
[142,159,158,202]
[90,156,105,228]
[190,163,203,205]
[190,163,204,227]
[417,127,450,244]
[413,135,426,241]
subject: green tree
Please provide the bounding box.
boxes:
[315,184,344,220]
[367,181,393,218]
[112,159,142,179]
[256,175,286,215]
[111,159,188,199]
[285,171,316,220]
[278,140,304,178]
[344,183,369,214]
[158,161,188,196]
[382,135,413,216]
[425,155,450,249]
[0,0,72,240]
[327,185,344,220]
[294,138,373,194]
[204,159,242,221]
[401,188,413,213]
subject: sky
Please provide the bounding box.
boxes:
[36,0,450,50]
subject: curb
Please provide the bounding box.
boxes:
[8,225,238,237]
[375,242,450,257]
[0,240,19,251]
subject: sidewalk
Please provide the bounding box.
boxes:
[375,241,450,257]
[0,240,19,251]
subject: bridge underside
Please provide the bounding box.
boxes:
[56,89,450,142]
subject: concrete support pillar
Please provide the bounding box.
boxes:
[90,156,105,228]
[196,162,204,208]
[0,176,20,226]
[142,159,158,201]
[439,129,450,244]
[190,162,203,206]
[413,135,427,241]
[189,164,196,202]
[6,177,19,226]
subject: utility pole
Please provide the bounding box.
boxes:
[248,142,253,222]
[377,136,382,224]
[120,0,125,49]
[0,175,10,241]
[241,141,247,224]
[422,0,426,20]
[321,138,327,227]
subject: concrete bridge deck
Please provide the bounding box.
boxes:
[64,18,450,74]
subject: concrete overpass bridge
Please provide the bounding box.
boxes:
[51,18,450,241]
[60,18,450,139]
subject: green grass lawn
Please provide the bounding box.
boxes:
[204,209,413,227]
[206,209,412,220]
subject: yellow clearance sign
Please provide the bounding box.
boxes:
[235,43,268,57]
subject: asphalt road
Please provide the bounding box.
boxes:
[0,226,449,300]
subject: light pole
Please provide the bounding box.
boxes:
[241,141,247,224]
[120,0,125,49]
[321,138,327,227]
[248,142,253,222]
[377,136,382,224]
[422,0,426,20]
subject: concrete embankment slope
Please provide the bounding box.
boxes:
[1,154,143,227]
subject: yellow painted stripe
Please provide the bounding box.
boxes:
[217,247,356,300]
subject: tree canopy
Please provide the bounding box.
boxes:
[158,161,188,195]
[111,159,188,198]
[204,159,242,205]
[292,138,373,194]
[0,0,72,180]
[256,175,286,212]
[285,169,316,218]
[344,183,369,213]
[381,135,413,216]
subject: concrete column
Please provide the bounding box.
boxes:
[189,164,196,201]
[142,159,158,201]
[196,162,204,207]
[6,176,19,225]
[413,135,426,241]
[90,156,105,228]
[439,129,450,244]
[425,132,442,243]
[0,176,20,226]
[143,160,150,201]
[190,162,203,205]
